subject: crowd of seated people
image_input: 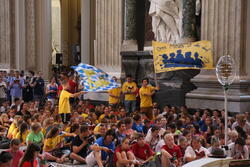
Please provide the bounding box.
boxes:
[0,70,250,167]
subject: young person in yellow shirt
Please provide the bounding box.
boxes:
[139,77,160,120]
[59,80,85,123]
[14,122,30,145]
[108,77,121,108]
[43,126,76,163]
[122,75,137,114]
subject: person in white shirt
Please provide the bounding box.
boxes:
[155,132,169,153]
[145,126,161,152]
[184,136,209,163]
[145,118,166,143]
[228,137,249,159]
[232,114,250,133]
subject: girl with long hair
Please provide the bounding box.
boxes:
[19,143,41,167]
[15,122,29,145]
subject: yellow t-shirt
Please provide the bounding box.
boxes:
[59,90,72,114]
[15,130,30,143]
[11,128,19,139]
[139,86,155,108]
[82,113,88,119]
[108,87,121,104]
[65,127,71,133]
[43,136,64,152]
[7,123,16,138]
[98,114,109,122]
[122,82,137,101]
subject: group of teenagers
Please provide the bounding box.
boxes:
[0,71,250,167]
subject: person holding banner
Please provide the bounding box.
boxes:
[139,77,160,120]
[59,80,85,123]
[122,75,138,115]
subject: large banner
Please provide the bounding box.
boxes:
[152,40,214,73]
[72,63,119,92]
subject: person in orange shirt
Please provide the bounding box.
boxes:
[139,77,159,120]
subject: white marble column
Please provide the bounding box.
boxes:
[35,0,52,79]
[0,0,11,68]
[186,0,250,112]
[25,0,36,70]
[81,0,91,64]
[15,0,26,70]
[95,0,122,76]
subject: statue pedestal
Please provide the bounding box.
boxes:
[120,51,200,108]
[186,70,250,113]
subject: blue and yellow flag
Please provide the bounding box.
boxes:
[152,40,214,73]
[72,63,119,92]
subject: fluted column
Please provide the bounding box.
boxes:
[201,0,246,75]
[95,0,122,75]
[0,0,11,68]
[35,0,52,79]
[25,0,36,70]
[81,0,90,64]
[15,0,26,70]
[186,0,250,112]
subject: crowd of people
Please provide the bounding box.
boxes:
[0,70,250,167]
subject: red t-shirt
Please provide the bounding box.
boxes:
[178,145,186,156]
[6,149,24,167]
[68,80,77,93]
[161,145,182,160]
[132,143,154,160]
[113,146,132,163]
[58,85,63,96]
[20,159,38,167]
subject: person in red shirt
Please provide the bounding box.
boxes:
[19,143,41,167]
[68,75,77,94]
[114,138,141,167]
[132,134,155,163]
[6,139,24,167]
[161,134,182,167]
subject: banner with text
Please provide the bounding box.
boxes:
[152,40,214,73]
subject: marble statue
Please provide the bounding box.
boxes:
[149,0,200,44]
[149,0,181,43]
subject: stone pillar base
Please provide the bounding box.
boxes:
[186,72,250,112]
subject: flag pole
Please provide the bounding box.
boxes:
[224,86,228,146]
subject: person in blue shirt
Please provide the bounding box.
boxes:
[86,129,115,167]
[132,114,143,133]
[199,115,212,132]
